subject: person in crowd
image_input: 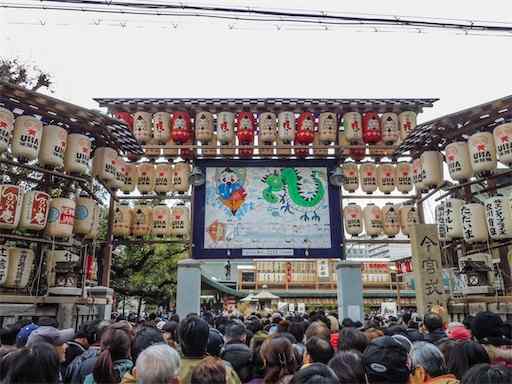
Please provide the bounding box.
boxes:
[135,343,181,384]
[15,322,39,347]
[0,319,31,346]
[341,318,354,329]
[328,350,365,384]
[26,325,75,368]
[326,313,339,333]
[288,321,306,357]
[446,323,471,342]
[470,311,512,366]
[159,320,179,349]
[436,339,457,366]
[178,315,240,384]
[303,336,334,365]
[191,356,227,384]
[64,320,100,370]
[422,313,448,344]
[221,322,252,382]
[338,327,369,353]
[362,336,411,384]
[260,335,298,384]
[304,321,330,343]
[409,341,458,384]
[461,363,512,384]
[364,328,385,342]
[207,328,225,357]
[247,335,267,384]
[38,317,60,328]
[290,363,338,384]
[0,345,18,382]
[445,341,490,380]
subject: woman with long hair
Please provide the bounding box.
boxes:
[260,336,298,384]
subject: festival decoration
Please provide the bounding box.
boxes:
[131,203,152,237]
[121,163,138,194]
[412,158,426,192]
[3,247,34,289]
[85,204,100,240]
[343,112,363,143]
[344,203,363,237]
[445,141,473,181]
[74,196,97,236]
[396,162,413,193]
[0,185,23,230]
[11,115,43,162]
[39,125,67,169]
[217,111,235,144]
[236,112,256,157]
[195,111,214,144]
[484,195,512,240]
[217,167,247,215]
[435,202,447,240]
[362,112,382,144]
[420,151,444,189]
[468,132,497,177]
[45,197,76,239]
[132,112,152,144]
[278,111,296,144]
[173,162,191,194]
[0,107,14,154]
[64,134,91,175]
[18,190,50,231]
[444,198,465,240]
[152,204,171,237]
[0,245,9,286]
[259,112,277,156]
[114,112,133,129]
[376,164,396,194]
[398,111,417,140]
[170,204,190,238]
[113,202,131,238]
[382,203,401,238]
[342,163,359,193]
[108,155,126,190]
[171,111,192,145]
[92,147,117,184]
[363,203,383,237]
[155,163,174,194]
[359,163,378,194]
[153,112,172,144]
[318,112,337,144]
[399,204,418,237]
[137,163,156,194]
[381,112,400,145]
[493,123,512,166]
[461,203,489,243]
[295,112,315,156]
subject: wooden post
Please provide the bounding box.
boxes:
[101,192,116,287]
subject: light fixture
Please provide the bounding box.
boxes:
[189,166,205,186]
[329,167,344,187]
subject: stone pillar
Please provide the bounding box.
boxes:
[336,261,364,322]
[176,259,202,319]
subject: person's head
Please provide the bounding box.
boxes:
[409,342,447,384]
[190,356,226,384]
[447,325,471,341]
[364,328,384,342]
[423,312,444,333]
[446,340,490,380]
[341,318,354,328]
[362,336,411,384]
[160,321,179,347]
[0,345,18,381]
[338,327,369,353]
[402,312,412,325]
[305,336,334,364]
[179,315,209,357]
[135,343,180,384]
[4,342,59,383]
[288,321,306,344]
[74,320,102,348]
[328,350,365,384]
[290,363,338,384]
[0,319,31,346]
[224,321,247,343]
[37,317,59,328]
[471,311,512,346]
[15,323,39,348]
[93,324,132,383]
[305,321,331,342]
[207,328,225,357]
[461,363,512,384]
[260,336,298,384]
[250,335,268,379]
[132,326,165,363]
[26,326,75,362]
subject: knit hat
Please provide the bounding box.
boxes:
[448,326,472,341]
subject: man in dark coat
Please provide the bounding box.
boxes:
[221,322,252,383]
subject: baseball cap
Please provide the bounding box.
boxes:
[471,311,512,346]
[362,336,411,384]
[16,323,39,347]
[26,326,75,347]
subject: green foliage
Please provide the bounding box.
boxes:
[0,58,52,91]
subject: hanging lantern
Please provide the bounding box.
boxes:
[85,204,101,240]
[113,202,131,238]
[381,113,400,145]
[92,147,117,183]
[236,112,256,145]
[4,247,34,289]
[173,162,191,193]
[131,203,152,237]
[461,203,489,243]
[132,112,153,144]
[445,198,464,240]
[484,195,512,240]
[195,111,214,144]
[359,163,378,194]
[0,185,23,230]
[382,203,401,238]
[0,245,9,286]
[377,164,396,194]
[363,203,383,238]
[170,204,190,238]
[137,163,156,194]
[155,163,174,194]
[39,125,67,169]
[349,142,366,161]
[396,162,413,194]
[400,205,418,237]
[399,111,417,140]
[295,112,315,156]
[445,141,473,181]
[343,112,363,144]
[107,155,126,190]
[217,111,235,145]
[121,163,138,194]
[343,203,363,237]
[362,112,382,144]
[435,202,447,240]
[64,134,91,175]
[278,111,296,144]
[74,196,97,236]
[114,112,133,129]
[12,115,43,162]
[259,112,277,144]
[342,163,359,193]
[171,111,192,145]
[412,158,426,193]
[420,151,444,189]
[46,197,76,239]
[152,204,171,237]
[19,190,50,231]
[153,112,172,144]
[468,132,497,177]
[319,112,337,144]
[493,123,512,166]
[0,107,14,154]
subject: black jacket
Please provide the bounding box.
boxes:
[221,340,252,383]
[424,329,448,344]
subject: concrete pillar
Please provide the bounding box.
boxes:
[176,259,202,319]
[336,261,364,322]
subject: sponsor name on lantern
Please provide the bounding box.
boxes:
[53,145,65,159]
[362,176,376,185]
[0,247,8,282]
[105,162,116,176]
[155,177,169,186]
[171,221,185,229]
[344,176,358,185]
[139,176,151,185]
[448,160,463,174]
[172,176,182,185]
[31,193,48,225]
[461,206,474,240]
[76,152,89,165]
[398,176,412,185]
[497,142,512,156]
[20,134,39,149]
[153,220,167,229]
[382,177,394,186]
[60,206,75,225]
[15,252,28,286]
[486,199,507,238]
[0,187,19,224]
[473,151,493,163]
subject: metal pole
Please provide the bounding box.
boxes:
[101,192,116,287]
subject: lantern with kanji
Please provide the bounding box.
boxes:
[108,155,126,191]
[435,202,447,240]
[121,163,138,194]
[45,197,76,239]
[92,147,117,184]
[420,151,444,189]
[382,203,401,238]
[131,203,152,237]
[195,111,214,144]
[155,163,174,194]
[342,163,359,193]
[319,112,337,144]
[412,158,426,193]
[217,111,235,145]
[444,198,464,240]
[259,112,277,144]
[359,163,378,194]
[114,112,133,129]
[363,203,383,238]
[153,112,172,144]
[173,162,191,193]
[461,203,488,243]
[39,125,67,169]
[445,141,473,181]
[396,162,413,194]
[295,112,315,156]
[381,113,400,145]
[132,112,153,144]
[0,185,23,230]
[64,134,91,175]
[4,247,34,289]
[137,163,156,194]
[484,195,512,240]
[493,123,512,166]
[0,245,9,286]
[74,196,97,236]
[11,115,43,162]
[362,112,381,144]
[152,204,171,237]
[278,111,296,144]
[113,202,131,238]
[468,132,497,177]
[377,164,396,194]
[85,204,101,240]
[399,204,418,237]
[19,190,50,231]
[343,112,363,143]
[0,107,14,154]
[344,203,363,237]
[398,111,416,140]
[171,111,192,145]
[170,204,190,238]
[236,112,256,157]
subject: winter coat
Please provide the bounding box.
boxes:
[64,346,101,384]
[83,359,133,384]
[424,329,448,344]
[221,341,252,383]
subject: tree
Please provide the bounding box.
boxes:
[0,58,52,91]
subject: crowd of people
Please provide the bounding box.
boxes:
[0,309,511,384]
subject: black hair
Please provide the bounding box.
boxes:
[338,328,369,353]
[423,312,444,333]
[402,312,412,324]
[4,342,59,383]
[341,318,354,328]
[207,328,225,357]
[170,314,180,323]
[462,315,474,330]
[290,363,338,384]
[0,319,31,346]
[76,320,102,345]
[37,317,59,328]
[446,341,490,380]
[225,322,247,341]
[328,350,365,384]
[132,326,165,362]
[288,321,306,344]
[306,336,334,364]
[461,363,512,384]
[179,315,209,357]
[93,324,132,384]
[246,318,262,334]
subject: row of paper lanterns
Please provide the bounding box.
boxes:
[113,203,190,238]
[436,195,512,243]
[343,202,418,238]
[0,185,100,240]
[342,162,414,194]
[0,245,34,289]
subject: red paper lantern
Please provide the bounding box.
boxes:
[349,145,366,161]
[171,112,192,144]
[236,112,256,144]
[114,112,133,129]
[362,112,382,144]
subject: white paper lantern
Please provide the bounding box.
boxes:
[152,204,171,237]
[19,190,50,231]
[377,164,396,194]
[484,195,512,240]
[493,123,512,166]
[170,205,190,238]
[396,162,413,194]
[85,203,101,240]
[400,205,418,237]
[92,147,117,183]
[0,185,23,230]
[278,111,296,143]
[46,198,76,239]
[153,112,171,144]
[343,203,363,237]
[359,163,378,194]
[461,203,488,243]
[217,112,235,144]
[4,247,34,289]
[259,112,277,143]
[173,162,191,193]
[133,112,153,144]
[468,132,497,176]
[319,112,337,144]
[435,202,447,240]
[342,163,359,193]
[420,151,444,189]
[0,245,9,286]
[195,111,214,143]
[113,203,132,238]
[155,163,174,194]
[398,111,416,140]
[445,141,473,181]
[108,155,126,190]
[12,115,43,161]
[445,198,465,240]
[121,163,137,194]
[39,125,67,169]
[64,134,91,175]
[343,112,363,143]
[74,197,97,236]
[363,203,383,238]
[381,113,400,145]
[0,107,14,153]
[382,203,401,238]
[412,158,426,192]
[131,204,152,237]
[137,163,156,194]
